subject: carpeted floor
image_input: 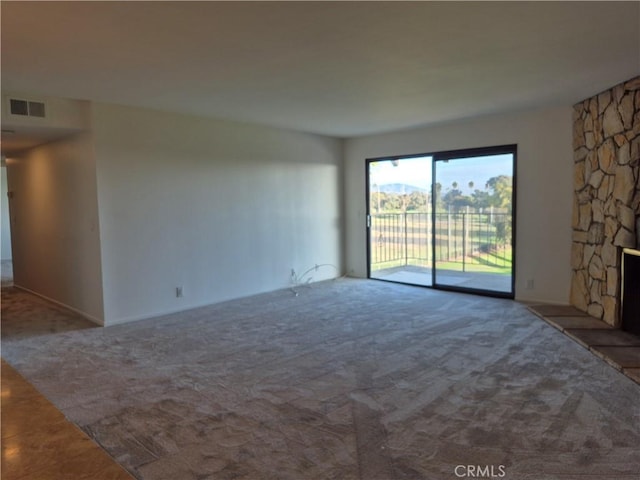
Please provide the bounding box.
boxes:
[2,279,639,479]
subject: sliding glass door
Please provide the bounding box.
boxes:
[432,147,515,296]
[367,145,516,298]
[367,156,433,286]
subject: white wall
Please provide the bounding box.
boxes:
[344,107,574,304]
[6,133,105,322]
[1,166,12,260]
[91,103,343,325]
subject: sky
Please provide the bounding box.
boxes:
[369,154,513,194]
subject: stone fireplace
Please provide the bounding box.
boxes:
[571,76,640,326]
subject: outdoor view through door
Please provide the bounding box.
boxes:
[367,145,516,298]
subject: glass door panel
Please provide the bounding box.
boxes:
[367,156,433,286]
[433,150,515,296]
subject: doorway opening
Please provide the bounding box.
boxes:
[367,145,516,298]
[1,162,13,287]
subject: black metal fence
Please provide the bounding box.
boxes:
[370,212,512,271]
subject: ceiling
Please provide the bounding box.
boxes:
[1,1,639,149]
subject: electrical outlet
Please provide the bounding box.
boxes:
[176,286,183,298]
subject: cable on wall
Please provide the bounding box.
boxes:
[290,263,341,296]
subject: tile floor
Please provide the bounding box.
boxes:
[1,359,134,480]
[528,304,640,385]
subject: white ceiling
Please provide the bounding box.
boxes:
[1,1,639,142]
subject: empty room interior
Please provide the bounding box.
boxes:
[1,2,640,480]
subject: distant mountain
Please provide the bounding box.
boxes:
[374,183,428,194]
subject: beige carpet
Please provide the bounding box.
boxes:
[2,279,639,479]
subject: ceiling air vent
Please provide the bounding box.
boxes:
[9,98,47,118]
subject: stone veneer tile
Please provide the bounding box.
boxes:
[571,75,640,326]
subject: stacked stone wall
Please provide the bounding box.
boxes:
[571,77,640,325]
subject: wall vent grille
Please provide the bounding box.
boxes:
[9,98,46,118]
